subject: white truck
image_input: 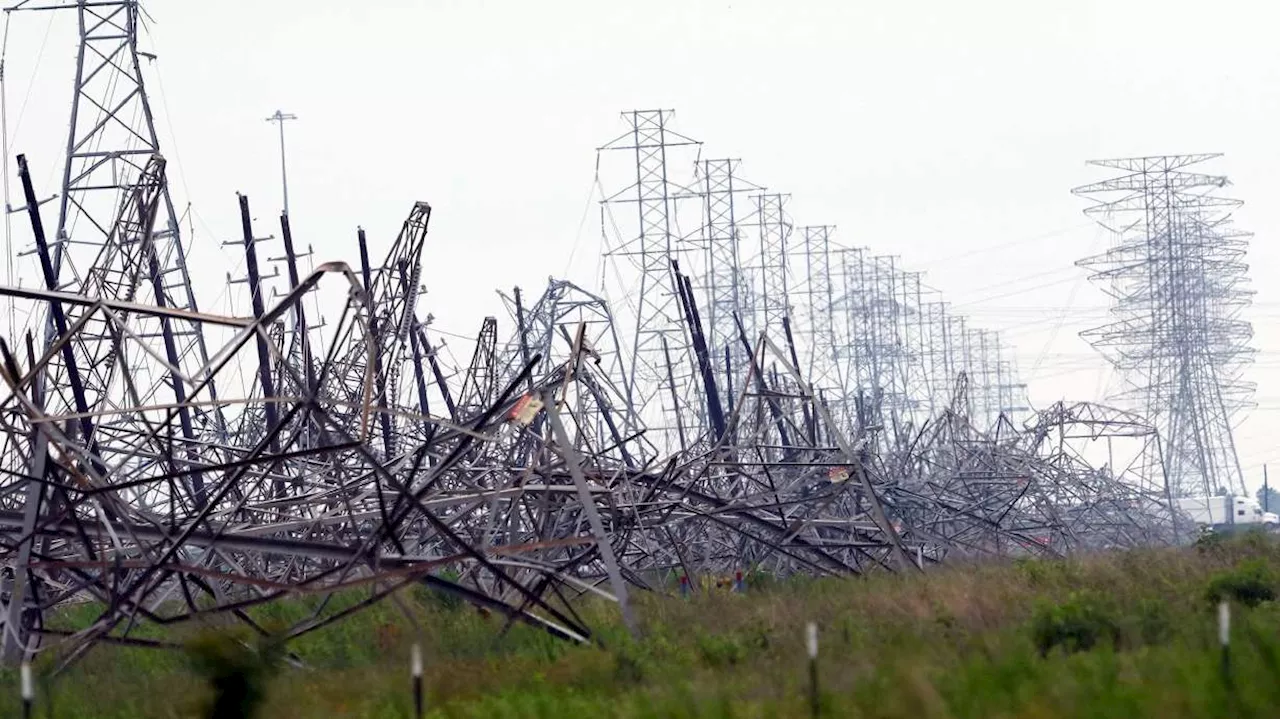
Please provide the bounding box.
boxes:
[1176,494,1279,532]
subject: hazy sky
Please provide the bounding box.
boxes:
[1,0,1278,488]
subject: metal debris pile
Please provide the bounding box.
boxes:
[1,3,1191,668]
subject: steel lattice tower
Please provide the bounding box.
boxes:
[970,329,1002,430]
[895,270,931,422]
[599,110,702,447]
[50,2,206,334]
[1075,154,1255,497]
[36,1,221,445]
[699,158,759,390]
[753,193,792,333]
[0,92,1195,667]
[919,298,955,414]
[830,247,867,425]
[797,225,838,389]
[3,1,223,661]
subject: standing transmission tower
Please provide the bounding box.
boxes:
[795,225,838,390]
[599,110,702,446]
[40,3,198,310]
[698,158,759,393]
[27,0,219,436]
[753,193,792,333]
[1074,155,1255,497]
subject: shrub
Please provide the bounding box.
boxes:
[1194,526,1225,554]
[185,629,285,719]
[613,649,646,684]
[1206,559,1277,607]
[1029,591,1121,657]
[1014,557,1077,588]
[1132,598,1172,645]
[695,633,746,667]
[1234,528,1276,557]
[743,565,780,592]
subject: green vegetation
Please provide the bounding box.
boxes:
[185,628,286,719]
[1206,558,1278,607]
[1029,590,1121,657]
[3,533,1280,717]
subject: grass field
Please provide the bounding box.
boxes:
[4,532,1280,718]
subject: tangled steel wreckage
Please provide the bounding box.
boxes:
[4,2,1258,669]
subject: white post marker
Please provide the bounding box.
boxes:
[20,661,32,719]
[917,545,924,569]
[1218,601,1230,646]
[1218,601,1231,684]
[411,642,424,718]
[806,622,819,717]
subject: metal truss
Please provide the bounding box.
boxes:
[598,110,703,449]
[752,193,792,334]
[0,72,1193,670]
[794,226,839,393]
[1075,155,1254,497]
[697,158,759,399]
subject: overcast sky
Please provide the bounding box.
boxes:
[1,0,1277,489]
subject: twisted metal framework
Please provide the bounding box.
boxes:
[1075,155,1254,497]
[0,33,1196,670]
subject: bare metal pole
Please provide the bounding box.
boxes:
[265,109,297,215]
[543,373,638,636]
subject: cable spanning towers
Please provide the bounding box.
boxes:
[1075,155,1255,498]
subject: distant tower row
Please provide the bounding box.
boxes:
[597,109,1028,446]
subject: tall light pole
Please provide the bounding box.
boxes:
[265,110,298,215]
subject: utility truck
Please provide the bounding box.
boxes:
[1175,495,1279,533]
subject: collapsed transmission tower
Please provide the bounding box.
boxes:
[1075,155,1255,497]
[2,0,222,663]
[0,30,1183,670]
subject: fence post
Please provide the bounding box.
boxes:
[806,622,819,717]
[20,661,32,719]
[411,642,424,718]
[1218,601,1231,685]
